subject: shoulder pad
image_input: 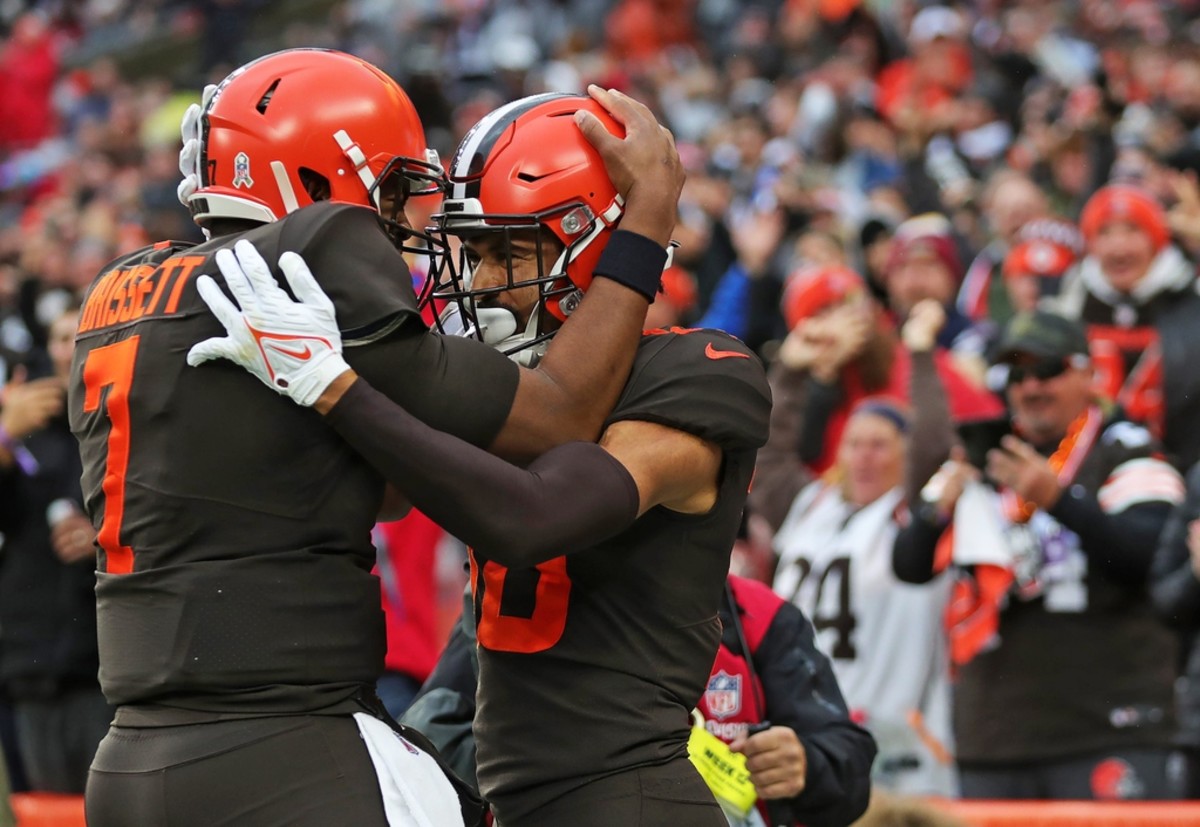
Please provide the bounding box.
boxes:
[608,328,772,451]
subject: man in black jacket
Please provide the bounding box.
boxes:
[402,574,875,827]
[895,310,1183,799]
[1149,462,1200,798]
[0,304,108,793]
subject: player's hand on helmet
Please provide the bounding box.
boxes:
[575,85,684,248]
[187,239,351,407]
[177,83,218,207]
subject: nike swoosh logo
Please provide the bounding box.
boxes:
[266,341,313,360]
[705,342,750,360]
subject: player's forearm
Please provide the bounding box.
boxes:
[325,378,640,568]
[489,230,667,462]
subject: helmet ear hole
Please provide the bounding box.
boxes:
[299,168,331,202]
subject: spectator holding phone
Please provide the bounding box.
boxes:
[894,309,1184,800]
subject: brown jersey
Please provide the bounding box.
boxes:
[69,202,519,722]
[469,328,772,823]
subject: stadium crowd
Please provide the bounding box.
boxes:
[8,0,1200,820]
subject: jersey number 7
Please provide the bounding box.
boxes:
[81,336,139,574]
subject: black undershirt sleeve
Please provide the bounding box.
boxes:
[1049,491,1172,584]
[892,508,944,585]
[325,379,640,569]
[797,377,841,466]
[345,318,520,450]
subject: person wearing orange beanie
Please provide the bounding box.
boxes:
[1051,181,1200,470]
[1077,184,1171,294]
[780,265,865,331]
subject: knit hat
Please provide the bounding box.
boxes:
[886,213,962,282]
[1079,184,1169,251]
[781,265,865,330]
[1003,218,1084,279]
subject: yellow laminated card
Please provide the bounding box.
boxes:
[687,712,758,817]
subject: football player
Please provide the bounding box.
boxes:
[190,93,773,826]
[71,52,682,827]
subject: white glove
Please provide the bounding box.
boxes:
[187,239,351,407]
[177,83,218,207]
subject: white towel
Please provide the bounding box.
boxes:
[353,712,465,827]
[950,481,1015,568]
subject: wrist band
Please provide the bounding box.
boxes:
[592,229,668,302]
[0,423,38,475]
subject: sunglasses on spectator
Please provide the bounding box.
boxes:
[1004,354,1088,386]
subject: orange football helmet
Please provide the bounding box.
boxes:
[183,48,442,249]
[427,93,626,363]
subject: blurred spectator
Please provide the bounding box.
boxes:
[0,303,108,793]
[877,5,972,129]
[1149,462,1200,799]
[1050,183,1200,470]
[372,510,448,720]
[747,265,1002,528]
[693,205,788,349]
[645,264,699,330]
[856,213,899,305]
[957,172,1052,331]
[1001,218,1085,316]
[0,13,60,153]
[198,0,253,74]
[894,310,1183,800]
[885,214,986,370]
[771,301,958,797]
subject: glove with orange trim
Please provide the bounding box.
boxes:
[188,239,350,407]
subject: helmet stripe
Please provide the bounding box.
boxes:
[449,93,574,201]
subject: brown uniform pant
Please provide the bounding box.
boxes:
[86,715,391,827]
[492,758,727,827]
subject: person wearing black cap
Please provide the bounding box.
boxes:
[894,309,1184,800]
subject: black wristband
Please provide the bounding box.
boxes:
[592,229,667,302]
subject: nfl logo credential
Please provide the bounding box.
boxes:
[705,670,742,719]
[233,152,254,188]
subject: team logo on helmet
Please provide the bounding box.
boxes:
[705,670,742,719]
[232,152,254,189]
